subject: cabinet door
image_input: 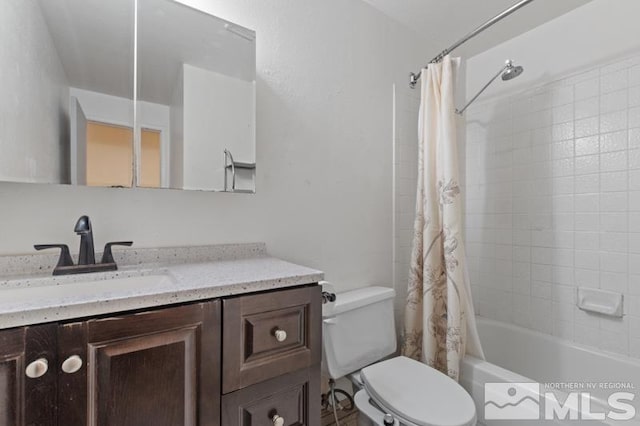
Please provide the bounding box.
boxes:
[58,301,221,426]
[221,367,320,426]
[0,324,57,426]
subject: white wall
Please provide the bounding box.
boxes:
[464,0,640,358]
[0,0,426,294]
[466,0,640,100]
[0,0,69,184]
[182,64,255,191]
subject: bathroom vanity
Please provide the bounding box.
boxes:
[0,244,323,426]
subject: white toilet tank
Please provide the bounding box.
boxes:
[322,286,396,379]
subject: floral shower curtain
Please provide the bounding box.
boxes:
[402,55,484,381]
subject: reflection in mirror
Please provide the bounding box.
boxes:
[0,0,135,186]
[137,0,256,192]
[86,123,133,187]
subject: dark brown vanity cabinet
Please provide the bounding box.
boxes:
[0,285,321,426]
[222,285,321,426]
[0,324,57,426]
[0,301,221,426]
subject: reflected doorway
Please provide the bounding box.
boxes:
[86,122,133,187]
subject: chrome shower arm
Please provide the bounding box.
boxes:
[455,64,508,115]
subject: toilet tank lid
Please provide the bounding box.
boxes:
[325,286,395,317]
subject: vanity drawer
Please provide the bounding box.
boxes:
[222,285,321,393]
[221,367,320,426]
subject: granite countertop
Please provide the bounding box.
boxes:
[0,243,324,329]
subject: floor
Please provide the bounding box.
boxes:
[321,406,360,426]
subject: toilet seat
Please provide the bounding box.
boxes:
[360,356,476,426]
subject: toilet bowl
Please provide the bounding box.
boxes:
[322,286,476,426]
[355,356,476,426]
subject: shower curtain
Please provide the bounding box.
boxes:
[402,55,484,381]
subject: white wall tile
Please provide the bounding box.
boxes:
[600,252,628,272]
[600,232,628,252]
[630,106,640,128]
[630,128,640,149]
[575,250,599,270]
[466,53,640,360]
[574,155,598,175]
[631,65,640,87]
[601,171,628,192]
[600,271,628,293]
[600,212,627,232]
[575,116,600,138]
[575,232,599,250]
[575,174,599,193]
[630,86,640,108]
[575,135,599,156]
[600,151,628,172]
[601,69,629,94]
[600,192,628,212]
[600,89,628,113]
[600,130,628,153]
[575,79,599,100]
[601,111,628,134]
[552,123,574,141]
[575,268,600,288]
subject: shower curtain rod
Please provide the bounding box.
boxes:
[409,0,536,88]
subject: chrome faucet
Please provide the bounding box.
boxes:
[74,215,95,265]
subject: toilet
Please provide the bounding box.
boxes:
[322,286,476,426]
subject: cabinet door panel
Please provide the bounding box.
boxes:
[58,301,221,426]
[0,324,57,426]
[221,367,320,426]
[92,327,197,425]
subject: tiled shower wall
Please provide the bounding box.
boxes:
[465,53,640,358]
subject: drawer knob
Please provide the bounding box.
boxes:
[25,358,49,378]
[272,414,285,426]
[273,328,287,342]
[61,355,83,374]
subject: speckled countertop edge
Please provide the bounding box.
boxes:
[0,243,324,329]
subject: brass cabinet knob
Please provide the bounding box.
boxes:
[61,355,83,374]
[25,358,49,378]
[272,414,285,426]
[273,329,287,342]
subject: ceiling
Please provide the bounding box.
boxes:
[38,0,255,104]
[362,0,593,61]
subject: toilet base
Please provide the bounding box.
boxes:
[354,390,400,426]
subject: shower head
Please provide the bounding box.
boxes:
[456,59,525,115]
[502,59,524,81]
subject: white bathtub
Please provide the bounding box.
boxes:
[460,317,640,426]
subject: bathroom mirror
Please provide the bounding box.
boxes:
[0,0,135,186]
[0,0,256,192]
[137,0,256,192]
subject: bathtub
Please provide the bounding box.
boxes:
[460,317,640,425]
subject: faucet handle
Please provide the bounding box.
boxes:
[34,244,74,268]
[101,241,133,265]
